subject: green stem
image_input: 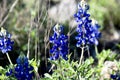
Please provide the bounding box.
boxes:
[79,47,84,65]
[87,46,90,57]
[49,64,55,72]
[59,58,64,80]
[6,53,13,65]
[95,45,98,55]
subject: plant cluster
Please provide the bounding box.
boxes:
[0,0,120,80]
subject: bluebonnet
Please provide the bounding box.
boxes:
[0,27,14,53]
[74,0,101,47]
[6,69,13,76]
[6,55,34,80]
[49,24,68,60]
[110,74,120,80]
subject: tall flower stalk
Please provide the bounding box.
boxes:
[0,27,14,65]
[49,24,68,60]
[74,0,101,65]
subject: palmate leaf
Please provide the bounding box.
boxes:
[85,69,95,78]
[48,59,58,66]
[0,66,5,72]
[84,57,94,66]
[0,74,6,80]
[0,66,8,80]
[97,49,110,66]
[30,59,40,72]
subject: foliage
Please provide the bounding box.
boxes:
[43,55,94,80]
[89,0,120,29]
[42,49,119,80]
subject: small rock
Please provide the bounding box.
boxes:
[100,61,118,80]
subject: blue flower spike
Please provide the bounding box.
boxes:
[6,54,34,80]
[110,74,120,80]
[0,27,14,54]
[74,0,101,65]
[74,0,101,47]
[50,24,68,60]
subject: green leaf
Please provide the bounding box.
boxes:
[84,57,94,66]
[97,49,110,66]
[48,59,58,66]
[0,74,7,80]
[0,66,4,72]
[30,59,40,72]
[44,73,53,79]
[85,69,94,78]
